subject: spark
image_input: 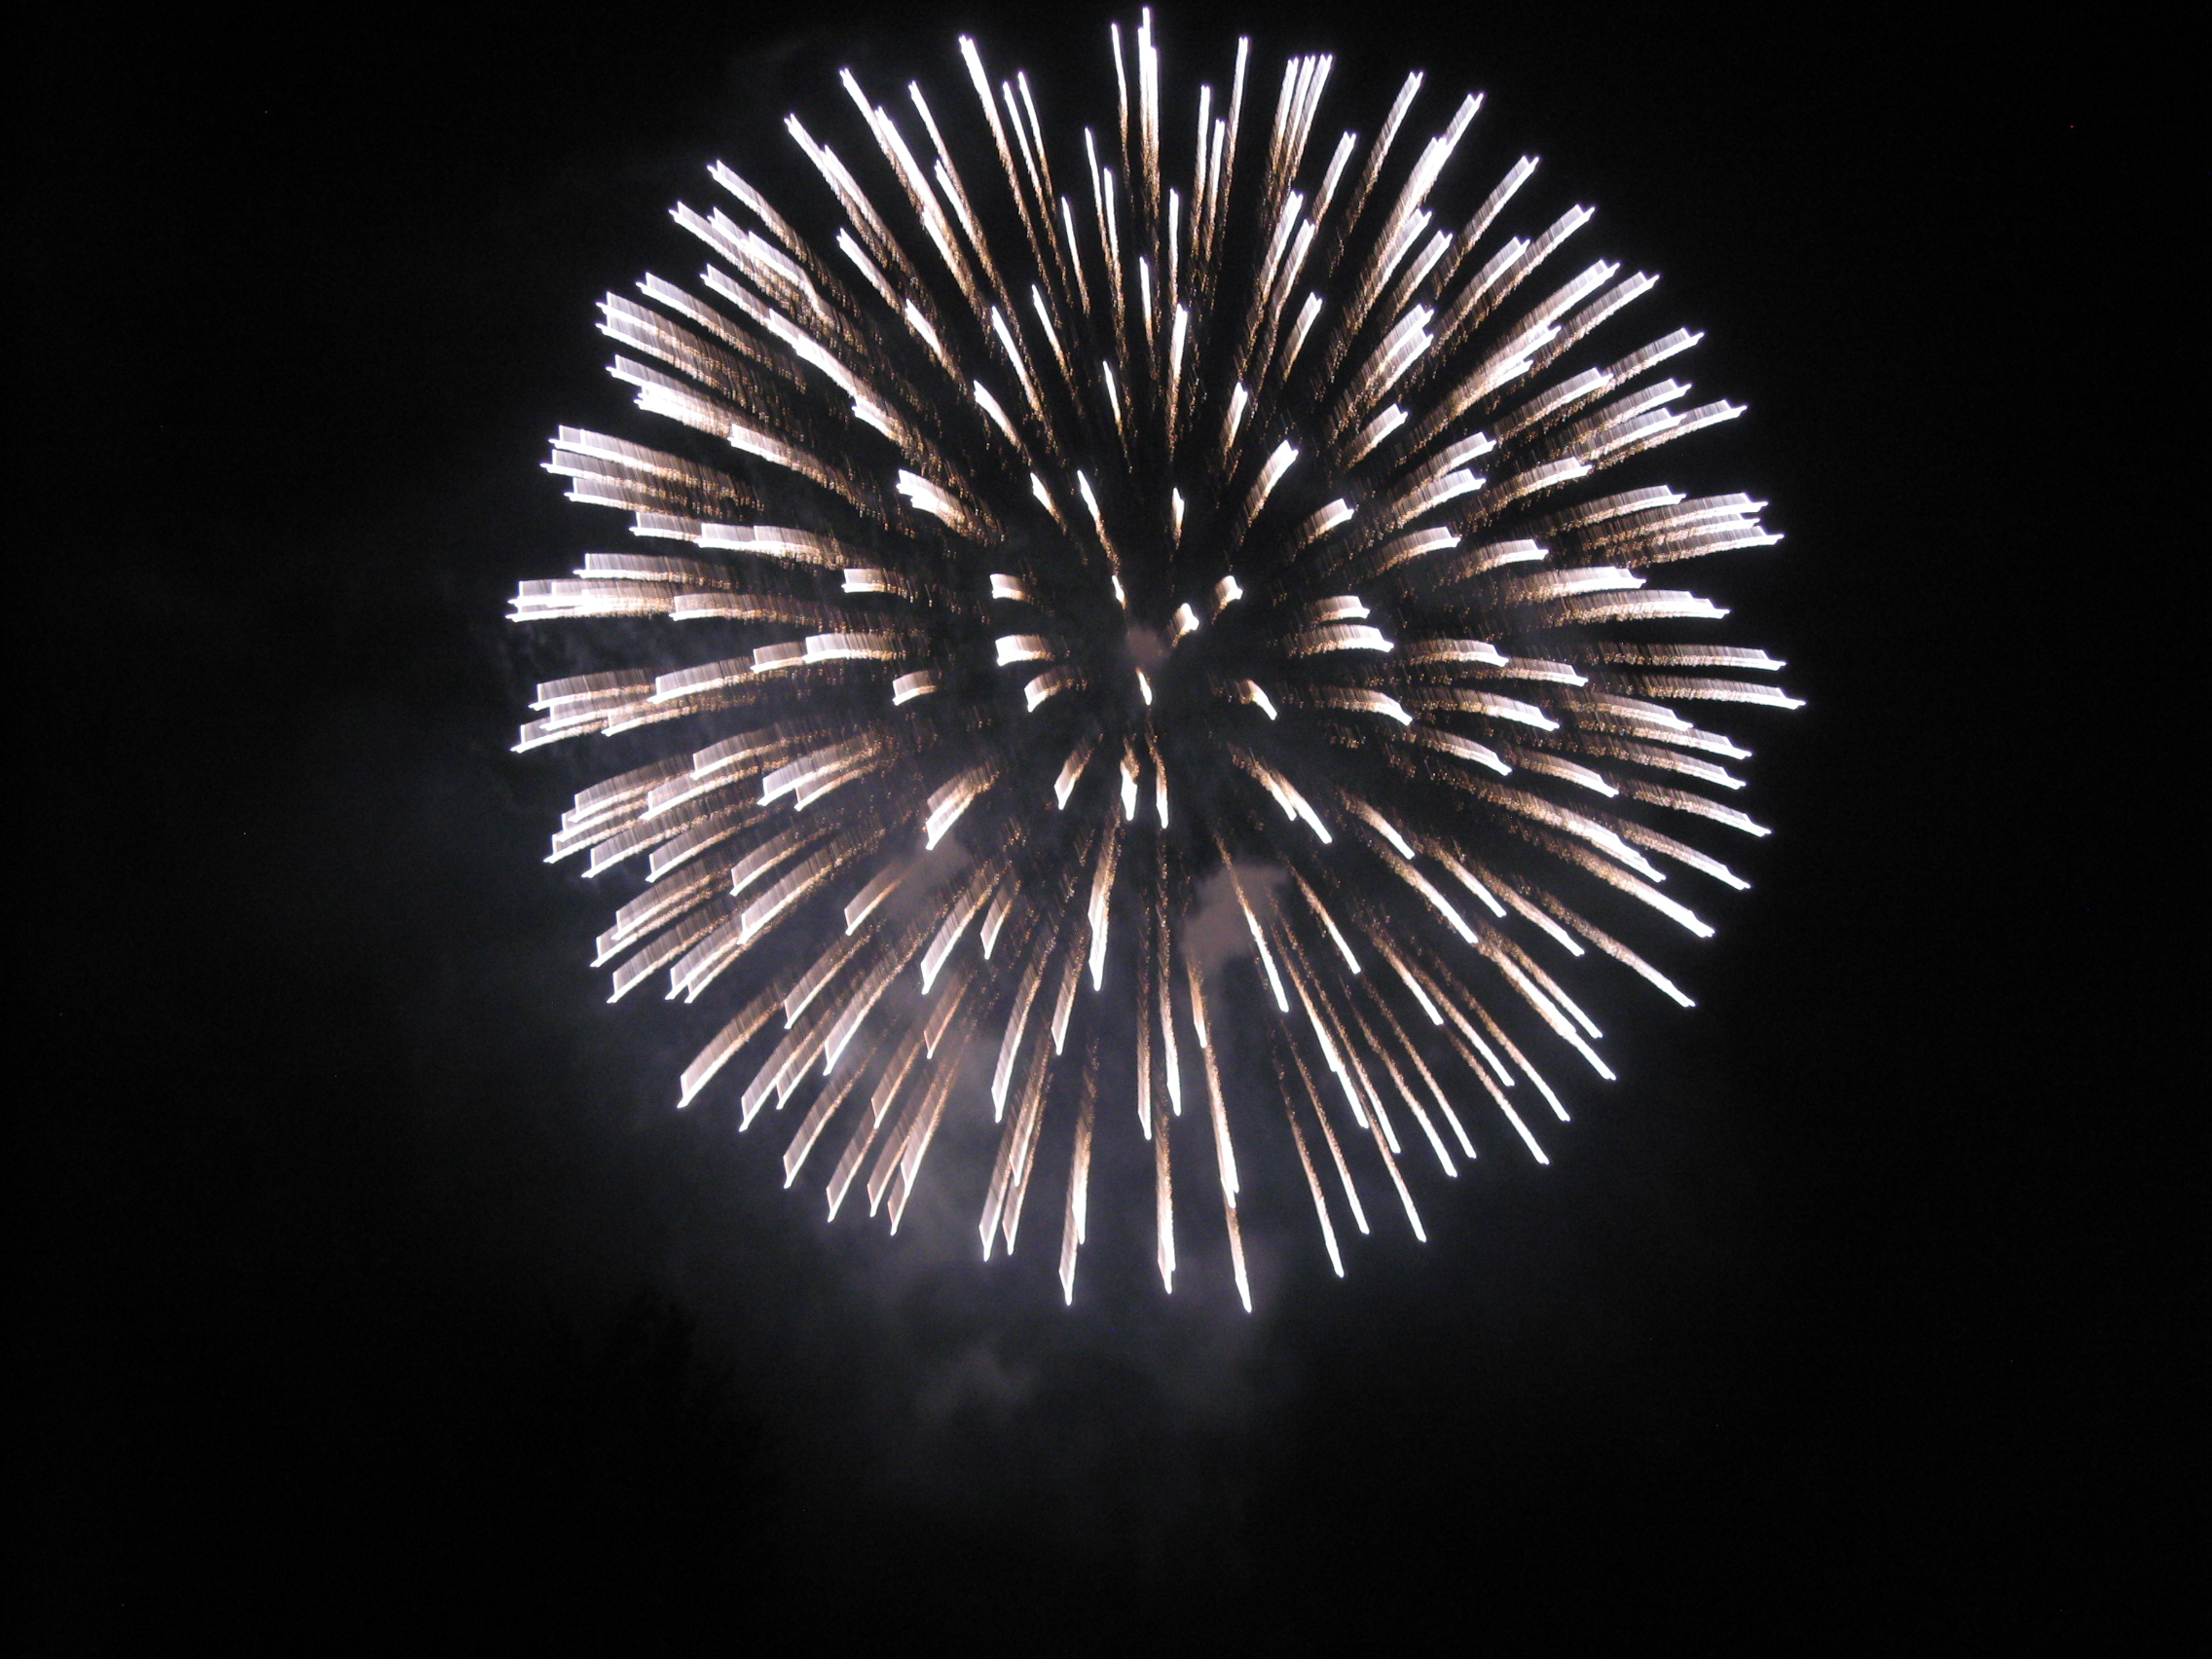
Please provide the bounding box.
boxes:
[514,17,1794,1307]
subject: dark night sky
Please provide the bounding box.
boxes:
[15,1,2185,1647]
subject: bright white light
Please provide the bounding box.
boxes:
[522,23,1797,1304]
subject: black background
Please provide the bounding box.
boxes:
[15,1,2186,1647]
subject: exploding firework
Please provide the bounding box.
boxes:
[513,14,1797,1308]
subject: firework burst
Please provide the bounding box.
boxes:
[513,13,1797,1308]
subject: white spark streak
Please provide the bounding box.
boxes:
[995,633,1054,665]
[1244,440,1298,523]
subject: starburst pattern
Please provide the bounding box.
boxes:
[512,14,1797,1307]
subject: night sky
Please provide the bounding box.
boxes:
[18,2,2181,1646]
